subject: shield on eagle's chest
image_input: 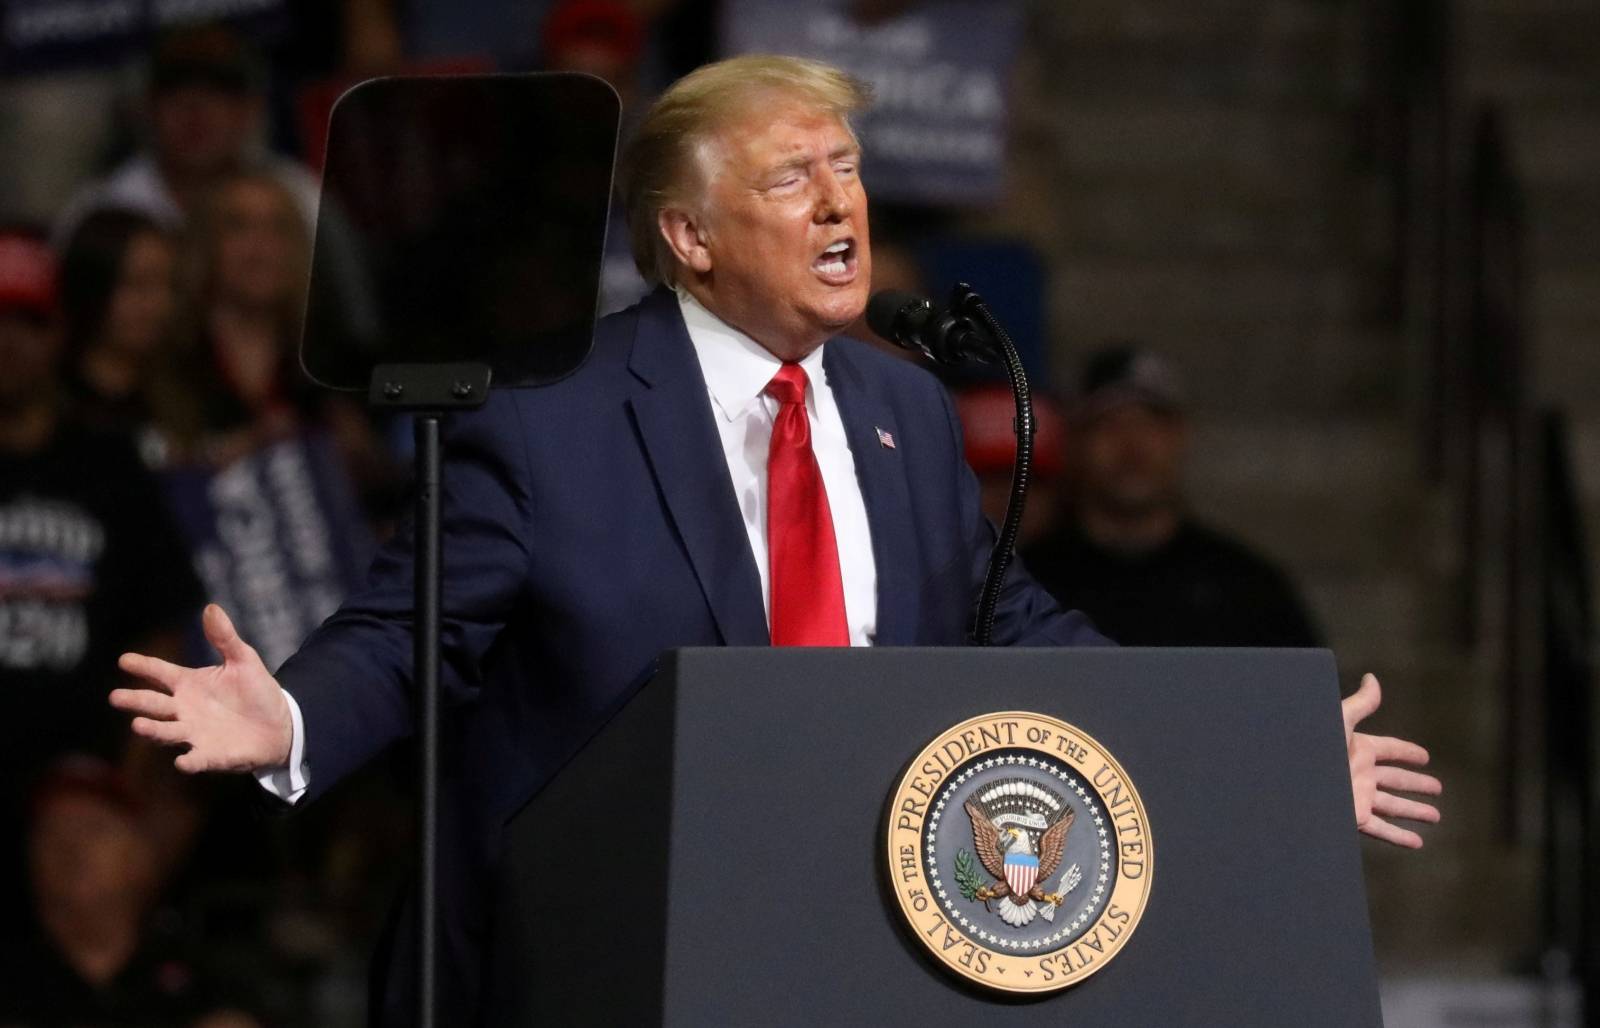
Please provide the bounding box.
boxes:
[1004,852,1039,896]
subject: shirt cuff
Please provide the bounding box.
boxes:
[253,688,310,805]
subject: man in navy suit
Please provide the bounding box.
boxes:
[112,55,1440,1023]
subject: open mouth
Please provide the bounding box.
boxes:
[812,237,858,284]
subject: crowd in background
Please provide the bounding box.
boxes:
[0,4,1319,1025]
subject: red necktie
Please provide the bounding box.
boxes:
[765,363,849,646]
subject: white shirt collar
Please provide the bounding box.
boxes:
[675,286,826,422]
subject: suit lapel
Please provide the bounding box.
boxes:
[625,289,770,647]
[824,343,921,646]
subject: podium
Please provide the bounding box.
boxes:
[489,647,1383,1026]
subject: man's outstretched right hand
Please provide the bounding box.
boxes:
[111,604,293,775]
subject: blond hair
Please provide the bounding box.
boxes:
[619,54,873,286]
[182,167,311,331]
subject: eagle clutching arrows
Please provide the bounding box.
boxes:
[963,777,1079,928]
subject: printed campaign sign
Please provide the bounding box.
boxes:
[161,431,372,672]
[720,0,1023,205]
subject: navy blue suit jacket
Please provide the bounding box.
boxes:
[274,288,1107,1023]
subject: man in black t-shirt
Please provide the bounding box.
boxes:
[1024,343,1321,648]
[0,231,204,940]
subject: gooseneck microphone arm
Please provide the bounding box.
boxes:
[949,285,1033,647]
[865,284,1033,646]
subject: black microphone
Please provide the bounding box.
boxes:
[865,290,996,366]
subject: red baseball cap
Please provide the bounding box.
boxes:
[954,383,1067,480]
[0,233,58,316]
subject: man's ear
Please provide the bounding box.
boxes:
[658,207,714,276]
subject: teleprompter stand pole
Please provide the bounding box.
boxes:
[369,361,492,1028]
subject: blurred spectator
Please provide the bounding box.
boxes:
[61,22,387,364]
[0,229,204,949]
[0,757,263,1028]
[58,209,184,452]
[174,169,313,462]
[1022,343,1322,647]
[52,24,322,253]
[338,0,407,74]
[39,23,380,360]
[174,170,400,518]
[954,382,1069,547]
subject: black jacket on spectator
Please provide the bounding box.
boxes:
[1023,519,1321,648]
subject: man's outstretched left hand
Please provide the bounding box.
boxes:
[1344,673,1442,848]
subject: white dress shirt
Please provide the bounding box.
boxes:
[258,289,880,804]
[676,287,878,646]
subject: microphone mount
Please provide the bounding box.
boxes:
[865,290,998,367]
[867,283,1034,646]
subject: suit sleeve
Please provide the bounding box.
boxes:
[936,385,1114,648]
[271,392,535,803]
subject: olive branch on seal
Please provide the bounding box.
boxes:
[954,848,984,901]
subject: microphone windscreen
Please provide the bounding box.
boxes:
[865,290,927,342]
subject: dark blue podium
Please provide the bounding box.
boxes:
[490,647,1382,1026]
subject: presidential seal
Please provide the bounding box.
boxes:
[886,711,1152,994]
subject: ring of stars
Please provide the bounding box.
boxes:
[924,751,1115,953]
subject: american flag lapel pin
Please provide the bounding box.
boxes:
[876,426,896,449]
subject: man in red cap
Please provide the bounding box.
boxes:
[1024,343,1321,649]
